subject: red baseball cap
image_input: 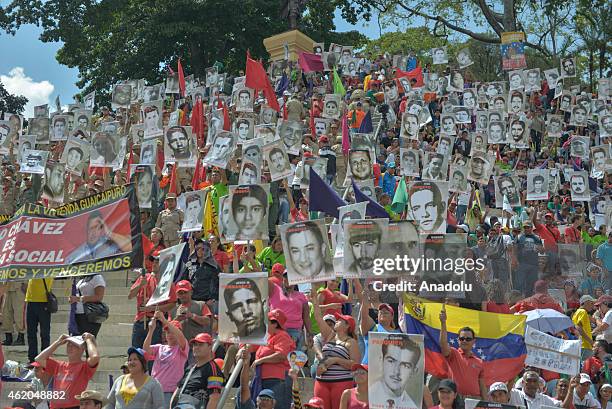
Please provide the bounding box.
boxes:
[190,333,214,345]
[318,136,329,143]
[176,280,192,293]
[271,263,285,277]
[165,320,183,331]
[378,303,394,316]
[268,309,287,329]
[303,151,314,158]
[545,212,554,218]
[304,397,325,409]
[333,312,356,333]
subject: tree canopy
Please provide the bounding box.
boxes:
[0,80,27,115]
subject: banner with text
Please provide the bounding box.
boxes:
[0,185,143,281]
[524,327,580,375]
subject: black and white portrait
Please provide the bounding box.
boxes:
[508,70,524,91]
[570,136,590,159]
[495,175,522,208]
[560,57,576,78]
[348,149,373,182]
[456,48,474,68]
[19,149,49,175]
[570,105,588,127]
[439,113,457,135]
[475,111,488,131]
[60,136,90,176]
[407,181,447,234]
[90,131,121,168]
[421,152,447,182]
[41,161,65,203]
[233,117,255,143]
[225,184,269,241]
[111,83,132,109]
[263,140,292,182]
[453,106,471,124]
[467,152,493,185]
[322,94,342,120]
[400,148,420,177]
[83,91,96,110]
[449,166,468,193]
[437,135,455,157]
[73,109,92,132]
[50,115,69,142]
[34,104,49,118]
[569,170,590,201]
[526,169,549,201]
[559,91,573,112]
[343,218,388,278]
[340,46,353,66]
[425,72,439,93]
[406,99,431,126]
[180,190,205,232]
[277,119,303,155]
[547,114,564,137]
[508,90,525,115]
[322,52,339,71]
[204,131,236,169]
[207,108,225,143]
[0,121,10,154]
[313,43,324,55]
[524,69,541,92]
[599,114,612,137]
[280,219,334,285]
[141,101,164,139]
[132,164,155,209]
[462,89,478,110]
[4,113,22,141]
[597,78,610,100]
[147,243,186,306]
[313,117,330,136]
[17,135,36,163]
[143,84,162,103]
[140,139,157,166]
[544,68,560,88]
[591,146,609,177]
[400,113,420,139]
[239,159,260,185]
[234,87,254,113]
[448,71,464,92]
[165,73,180,94]
[487,120,506,145]
[368,333,424,409]
[384,80,400,103]
[431,47,448,65]
[218,272,268,345]
[509,118,528,148]
[164,126,195,166]
[260,106,278,125]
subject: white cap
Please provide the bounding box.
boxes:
[579,373,592,384]
[323,314,337,323]
[489,382,508,394]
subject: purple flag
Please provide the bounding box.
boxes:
[352,180,390,219]
[308,167,347,218]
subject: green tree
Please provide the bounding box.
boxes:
[0,80,27,114]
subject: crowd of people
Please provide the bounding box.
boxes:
[0,40,610,409]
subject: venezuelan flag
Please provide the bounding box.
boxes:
[403,294,527,385]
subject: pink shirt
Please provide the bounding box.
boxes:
[150,343,190,392]
[269,283,307,330]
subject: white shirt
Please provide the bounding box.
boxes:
[573,390,601,409]
[509,389,561,409]
[369,380,418,409]
[75,274,106,314]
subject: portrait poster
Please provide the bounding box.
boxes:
[570,136,589,160]
[19,149,49,175]
[141,100,164,139]
[147,243,186,306]
[313,117,330,136]
[368,332,424,409]
[436,135,455,157]
[456,48,474,68]
[439,113,457,135]
[508,69,525,91]
[138,139,157,166]
[239,159,260,185]
[487,121,507,145]
[343,218,388,278]
[333,202,368,260]
[255,124,277,140]
[379,221,420,276]
[34,104,49,118]
[17,135,36,163]
[203,131,237,169]
[165,73,180,94]
[508,118,529,149]
[131,164,156,210]
[591,146,609,177]
[400,148,420,177]
[225,184,270,242]
[280,219,334,285]
[233,87,254,113]
[218,272,268,345]
[218,195,235,244]
[0,121,11,154]
[590,194,609,216]
[400,113,420,139]
[41,161,66,203]
[449,166,469,193]
[322,94,342,120]
[406,182,448,235]
[180,190,205,233]
[60,137,91,176]
[431,47,448,65]
[111,83,132,109]
[276,120,303,155]
[501,31,527,70]
[233,116,255,143]
[263,140,292,182]
[90,131,122,168]
[526,169,550,201]
[143,84,162,103]
[164,126,196,166]
[241,139,264,169]
[560,57,576,78]
[524,68,541,92]
[348,149,373,182]
[471,132,487,153]
[3,113,23,141]
[207,108,225,143]
[495,175,522,208]
[546,115,564,137]
[29,117,50,145]
[0,185,143,281]
[83,91,96,110]
[544,68,560,88]
[73,109,92,133]
[568,170,590,201]
[421,152,447,182]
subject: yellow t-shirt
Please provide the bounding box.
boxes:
[572,308,592,349]
[25,278,54,303]
[120,374,150,405]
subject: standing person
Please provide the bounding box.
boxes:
[143,311,189,407]
[359,283,400,364]
[144,228,165,273]
[431,379,461,409]
[317,279,350,316]
[35,333,100,409]
[257,237,286,271]
[181,239,221,313]
[596,233,612,292]
[236,346,279,409]
[170,333,224,409]
[170,280,213,342]
[68,274,106,337]
[573,295,597,359]
[25,278,54,363]
[312,288,361,409]
[155,193,184,247]
[208,235,230,273]
[513,221,543,296]
[2,281,26,346]
[106,347,165,409]
[339,364,369,409]
[252,309,296,409]
[269,271,312,351]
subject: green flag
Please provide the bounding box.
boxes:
[391,177,408,214]
[332,68,346,96]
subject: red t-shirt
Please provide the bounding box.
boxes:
[290,208,309,222]
[535,223,560,251]
[45,358,98,409]
[214,249,230,272]
[320,288,346,315]
[255,330,295,379]
[583,356,603,381]
[484,301,511,314]
[445,348,484,397]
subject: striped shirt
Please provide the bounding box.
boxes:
[317,342,353,382]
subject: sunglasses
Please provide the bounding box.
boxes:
[258,397,274,402]
[458,337,474,342]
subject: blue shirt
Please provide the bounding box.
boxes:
[380,172,396,196]
[597,242,612,271]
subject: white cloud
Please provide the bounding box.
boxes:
[1,67,55,118]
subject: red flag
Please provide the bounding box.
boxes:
[168,164,178,195]
[126,147,134,182]
[218,97,231,131]
[192,157,205,191]
[191,97,205,147]
[245,54,280,112]
[298,52,324,73]
[341,112,350,155]
[156,143,164,172]
[395,66,424,87]
[142,233,154,257]
[178,58,186,97]
[309,108,316,136]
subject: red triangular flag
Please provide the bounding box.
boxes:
[126,147,134,182]
[156,143,164,173]
[395,66,424,87]
[168,164,178,195]
[192,157,202,191]
[309,108,316,136]
[245,54,280,112]
[178,58,186,98]
[142,233,154,256]
[222,101,231,131]
[191,97,205,147]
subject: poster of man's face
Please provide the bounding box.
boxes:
[28,117,49,145]
[322,94,341,120]
[509,119,528,148]
[49,115,69,142]
[570,136,589,159]
[475,111,488,131]
[131,164,155,209]
[17,135,36,163]
[41,161,65,203]
[225,184,269,241]
[449,166,468,193]
[280,219,334,284]
[259,106,278,125]
[368,333,424,409]
[440,113,457,135]
[219,272,268,345]
[547,114,564,137]
[207,108,225,144]
[527,169,550,201]
[544,68,560,88]
[569,170,590,201]
[322,52,339,72]
[597,78,610,100]
[313,42,324,55]
[343,218,388,278]
[561,57,576,78]
[524,69,541,92]
[462,89,477,110]
[165,73,179,94]
[111,83,132,109]
[437,135,455,157]
[233,117,255,143]
[83,91,95,110]
[467,152,493,185]
[407,181,447,234]
[570,105,588,127]
[20,149,49,175]
[0,121,11,154]
[590,195,609,215]
[143,85,162,103]
[4,113,22,141]
[448,71,464,93]
[431,47,448,65]
[453,106,471,124]
[234,87,254,113]
[313,117,330,136]
[204,131,236,169]
[139,139,157,166]
[599,115,612,137]
[559,91,573,111]
[60,136,91,176]
[239,159,261,185]
[400,148,420,177]
[406,99,431,126]
[558,244,584,276]
[400,113,420,139]
[90,131,121,168]
[73,109,92,132]
[164,125,194,166]
[508,69,524,91]
[425,72,439,93]
[179,190,205,232]
[471,132,487,153]
[141,100,163,139]
[263,140,292,182]
[495,175,522,208]
[333,202,368,260]
[508,90,525,115]
[277,119,303,155]
[487,120,507,145]
[591,146,609,176]
[421,152,447,182]
[348,150,373,182]
[147,243,185,306]
[456,48,474,68]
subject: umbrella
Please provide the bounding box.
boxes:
[521,308,574,334]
